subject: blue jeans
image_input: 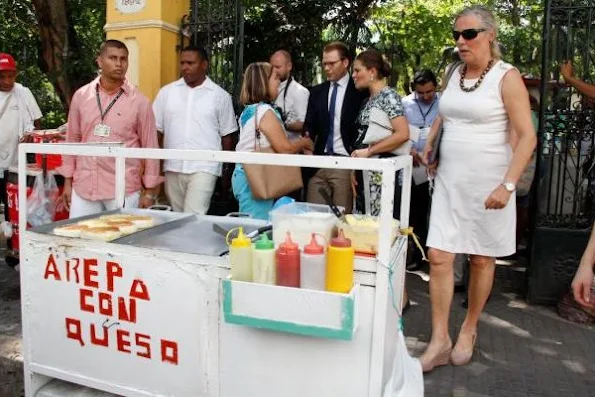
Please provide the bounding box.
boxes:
[232,164,273,220]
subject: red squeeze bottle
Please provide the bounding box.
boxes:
[276,232,301,288]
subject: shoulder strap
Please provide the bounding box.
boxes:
[254,104,262,151]
[442,61,463,92]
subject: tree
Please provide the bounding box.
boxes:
[0,0,104,127]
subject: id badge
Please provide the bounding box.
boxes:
[419,126,430,140]
[94,124,111,137]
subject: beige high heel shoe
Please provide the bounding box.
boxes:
[419,341,452,373]
[450,332,477,366]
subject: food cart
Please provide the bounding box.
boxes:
[18,143,419,397]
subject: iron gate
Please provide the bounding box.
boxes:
[529,0,595,304]
[181,0,244,105]
[179,0,245,215]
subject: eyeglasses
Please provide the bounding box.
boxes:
[452,28,486,41]
[322,59,344,68]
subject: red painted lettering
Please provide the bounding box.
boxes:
[106,261,122,292]
[90,324,109,347]
[79,288,95,313]
[66,258,80,283]
[83,259,99,288]
[161,339,178,365]
[65,318,84,346]
[135,333,151,359]
[116,329,132,354]
[129,279,150,301]
[98,292,113,316]
[117,297,137,323]
[44,254,61,281]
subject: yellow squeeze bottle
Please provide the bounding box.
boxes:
[229,227,253,282]
[326,229,355,293]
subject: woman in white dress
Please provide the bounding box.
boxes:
[419,6,536,372]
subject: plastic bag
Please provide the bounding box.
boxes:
[383,327,424,397]
[27,173,59,227]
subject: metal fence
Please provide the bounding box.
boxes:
[536,0,595,229]
[181,0,244,107]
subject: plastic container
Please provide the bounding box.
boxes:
[340,214,400,255]
[300,233,327,291]
[271,202,340,248]
[276,232,301,288]
[252,233,276,284]
[228,227,253,282]
[326,229,355,293]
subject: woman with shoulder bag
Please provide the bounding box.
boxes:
[419,6,536,372]
[351,49,410,216]
[232,62,313,220]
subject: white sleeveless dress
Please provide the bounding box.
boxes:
[427,60,516,257]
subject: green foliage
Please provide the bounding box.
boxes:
[0,0,105,128]
[370,0,543,95]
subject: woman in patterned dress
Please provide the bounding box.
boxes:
[351,49,410,216]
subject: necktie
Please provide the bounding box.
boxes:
[326,82,338,154]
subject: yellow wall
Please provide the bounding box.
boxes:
[105,0,188,100]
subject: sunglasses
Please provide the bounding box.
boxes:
[452,28,486,41]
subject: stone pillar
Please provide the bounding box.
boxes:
[104,0,188,100]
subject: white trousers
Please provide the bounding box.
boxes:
[69,189,140,219]
[165,171,217,214]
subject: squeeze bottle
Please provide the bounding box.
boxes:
[276,232,301,288]
[300,234,326,290]
[252,233,276,284]
[229,227,253,282]
[326,229,355,293]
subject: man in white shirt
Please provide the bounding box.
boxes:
[269,50,310,139]
[0,52,42,249]
[153,46,238,214]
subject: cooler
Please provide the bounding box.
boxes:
[32,130,65,171]
[6,165,68,251]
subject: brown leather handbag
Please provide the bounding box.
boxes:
[242,105,303,200]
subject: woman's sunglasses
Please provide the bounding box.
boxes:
[452,28,486,41]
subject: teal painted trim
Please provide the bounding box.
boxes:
[222,279,232,314]
[224,312,354,341]
[341,295,354,332]
[221,279,357,341]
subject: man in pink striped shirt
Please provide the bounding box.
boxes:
[59,40,163,218]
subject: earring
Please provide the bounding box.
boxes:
[370,75,375,82]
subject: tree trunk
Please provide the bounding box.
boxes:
[31,0,82,111]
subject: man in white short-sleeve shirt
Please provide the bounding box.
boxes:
[270,50,310,140]
[153,46,238,214]
[0,53,42,242]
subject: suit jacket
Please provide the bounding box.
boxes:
[304,77,368,156]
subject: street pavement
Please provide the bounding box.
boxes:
[1,251,594,396]
[404,262,595,397]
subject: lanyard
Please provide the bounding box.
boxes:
[282,76,293,113]
[96,85,124,124]
[415,94,437,127]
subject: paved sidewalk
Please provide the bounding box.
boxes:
[404,263,595,397]
[1,254,594,396]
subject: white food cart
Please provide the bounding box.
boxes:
[17,143,420,397]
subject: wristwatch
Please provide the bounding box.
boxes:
[502,182,516,192]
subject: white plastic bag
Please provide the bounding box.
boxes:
[27,173,59,227]
[383,326,424,397]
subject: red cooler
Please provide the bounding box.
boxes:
[33,129,65,171]
[6,165,69,251]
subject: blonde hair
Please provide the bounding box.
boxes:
[240,62,273,105]
[455,5,501,60]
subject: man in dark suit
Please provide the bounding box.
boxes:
[303,42,367,213]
